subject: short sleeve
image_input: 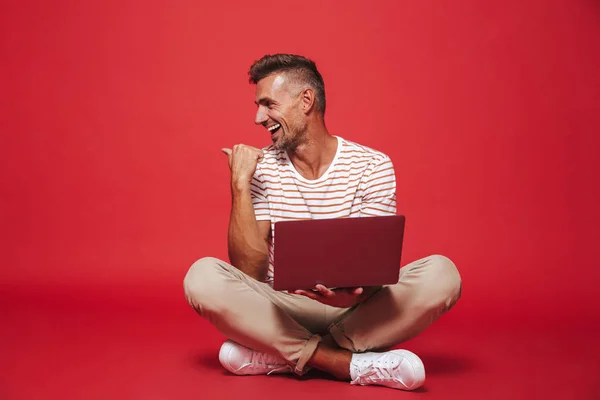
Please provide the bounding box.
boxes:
[250,167,271,221]
[360,156,397,216]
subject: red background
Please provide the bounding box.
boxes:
[1,0,599,398]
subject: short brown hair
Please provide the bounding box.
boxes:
[248,54,326,114]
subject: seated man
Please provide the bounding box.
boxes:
[184,54,462,391]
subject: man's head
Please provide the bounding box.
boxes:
[249,54,326,151]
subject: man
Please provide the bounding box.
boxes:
[184,54,462,391]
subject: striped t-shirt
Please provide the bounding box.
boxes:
[250,136,397,284]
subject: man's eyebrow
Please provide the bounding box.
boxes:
[255,97,274,105]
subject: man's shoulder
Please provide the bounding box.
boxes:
[340,137,391,165]
[260,143,279,155]
[257,144,284,170]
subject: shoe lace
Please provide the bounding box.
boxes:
[267,365,292,375]
[250,350,289,374]
[359,355,398,383]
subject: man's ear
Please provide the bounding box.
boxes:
[301,88,316,114]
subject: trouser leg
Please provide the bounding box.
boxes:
[328,255,462,352]
[183,257,329,375]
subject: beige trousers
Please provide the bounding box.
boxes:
[183,255,462,375]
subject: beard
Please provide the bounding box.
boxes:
[273,120,308,152]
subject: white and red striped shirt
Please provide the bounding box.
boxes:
[250,136,397,284]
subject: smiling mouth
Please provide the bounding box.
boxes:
[267,123,282,135]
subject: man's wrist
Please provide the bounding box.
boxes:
[231,179,251,193]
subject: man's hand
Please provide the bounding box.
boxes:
[222,144,264,189]
[293,285,365,308]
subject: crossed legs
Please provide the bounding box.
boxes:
[183,255,462,377]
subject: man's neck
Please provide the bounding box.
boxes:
[288,127,338,180]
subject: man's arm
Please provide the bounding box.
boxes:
[356,155,397,297]
[360,155,397,216]
[222,144,271,281]
[228,183,271,281]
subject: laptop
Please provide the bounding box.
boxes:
[272,215,405,291]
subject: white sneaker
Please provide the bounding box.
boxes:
[350,349,425,390]
[218,340,292,375]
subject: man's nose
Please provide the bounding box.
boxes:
[255,106,268,125]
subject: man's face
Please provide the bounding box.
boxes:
[254,73,307,151]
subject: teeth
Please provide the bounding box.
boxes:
[268,123,281,132]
